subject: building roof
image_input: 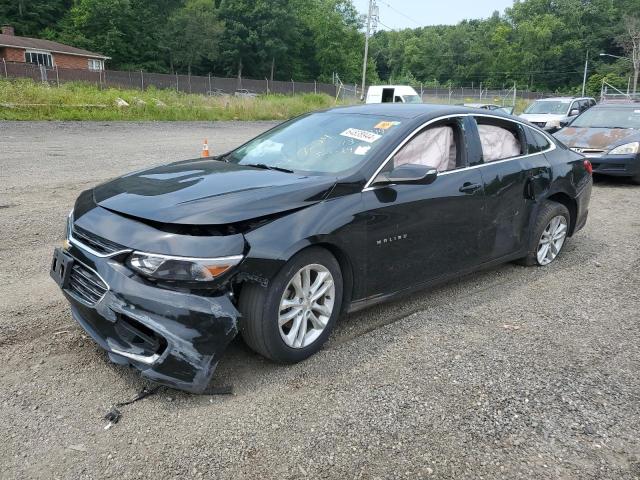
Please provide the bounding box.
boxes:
[0,33,109,60]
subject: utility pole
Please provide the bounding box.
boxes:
[360,0,378,100]
[581,50,589,97]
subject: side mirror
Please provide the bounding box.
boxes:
[373,164,438,186]
[559,118,572,128]
[499,106,515,115]
[569,109,580,117]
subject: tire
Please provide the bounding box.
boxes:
[631,174,640,185]
[519,200,570,267]
[238,247,343,363]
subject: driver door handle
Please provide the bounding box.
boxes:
[459,182,482,194]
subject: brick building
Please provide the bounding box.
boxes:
[0,25,109,71]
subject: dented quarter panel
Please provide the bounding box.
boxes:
[239,192,369,301]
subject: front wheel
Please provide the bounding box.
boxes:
[239,247,343,363]
[519,201,570,267]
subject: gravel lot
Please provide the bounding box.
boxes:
[1,121,639,479]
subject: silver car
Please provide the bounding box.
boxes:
[520,97,596,132]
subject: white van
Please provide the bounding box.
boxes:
[365,85,422,104]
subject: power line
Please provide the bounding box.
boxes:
[377,0,421,27]
[376,19,394,30]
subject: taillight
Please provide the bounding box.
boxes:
[583,159,593,175]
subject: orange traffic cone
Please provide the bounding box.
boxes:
[201,138,210,158]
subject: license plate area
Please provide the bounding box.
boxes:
[50,247,74,288]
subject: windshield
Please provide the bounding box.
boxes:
[524,100,571,115]
[402,95,422,104]
[570,107,640,129]
[224,113,404,175]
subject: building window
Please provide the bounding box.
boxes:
[88,59,104,71]
[25,51,53,68]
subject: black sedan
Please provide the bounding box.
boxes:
[50,104,592,393]
[554,102,640,184]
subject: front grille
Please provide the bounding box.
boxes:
[68,263,108,305]
[72,225,127,255]
[572,147,606,155]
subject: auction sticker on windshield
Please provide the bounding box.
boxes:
[340,128,381,143]
[374,121,401,130]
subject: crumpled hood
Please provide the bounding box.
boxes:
[554,127,640,150]
[93,159,338,225]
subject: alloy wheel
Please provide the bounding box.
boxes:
[537,215,568,266]
[278,264,335,348]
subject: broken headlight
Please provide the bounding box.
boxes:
[127,252,243,282]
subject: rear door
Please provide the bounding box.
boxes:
[363,116,486,297]
[469,116,552,261]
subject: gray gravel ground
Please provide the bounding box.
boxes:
[0,121,639,480]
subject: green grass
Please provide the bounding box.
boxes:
[0,78,337,121]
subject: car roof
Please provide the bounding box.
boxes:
[464,103,501,108]
[329,103,504,119]
[534,96,594,102]
[592,101,640,108]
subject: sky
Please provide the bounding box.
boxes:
[352,0,515,30]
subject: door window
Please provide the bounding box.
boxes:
[392,121,463,172]
[475,117,524,162]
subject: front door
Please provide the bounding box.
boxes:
[363,117,486,298]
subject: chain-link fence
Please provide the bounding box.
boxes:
[0,60,337,97]
[1,60,553,107]
[333,80,551,107]
[416,85,550,106]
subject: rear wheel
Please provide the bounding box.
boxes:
[239,247,342,363]
[519,201,570,267]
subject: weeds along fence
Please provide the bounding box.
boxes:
[1,60,553,105]
[1,61,337,96]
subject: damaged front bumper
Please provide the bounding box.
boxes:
[50,243,240,394]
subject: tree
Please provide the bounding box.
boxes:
[0,0,71,37]
[618,15,640,95]
[165,0,223,75]
[55,0,182,71]
[217,0,300,82]
[293,0,366,83]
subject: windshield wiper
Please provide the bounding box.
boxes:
[243,163,294,173]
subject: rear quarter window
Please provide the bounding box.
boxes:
[526,127,551,154]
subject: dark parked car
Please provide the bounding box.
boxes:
[554,102,640,184]
[50,104,592,393]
